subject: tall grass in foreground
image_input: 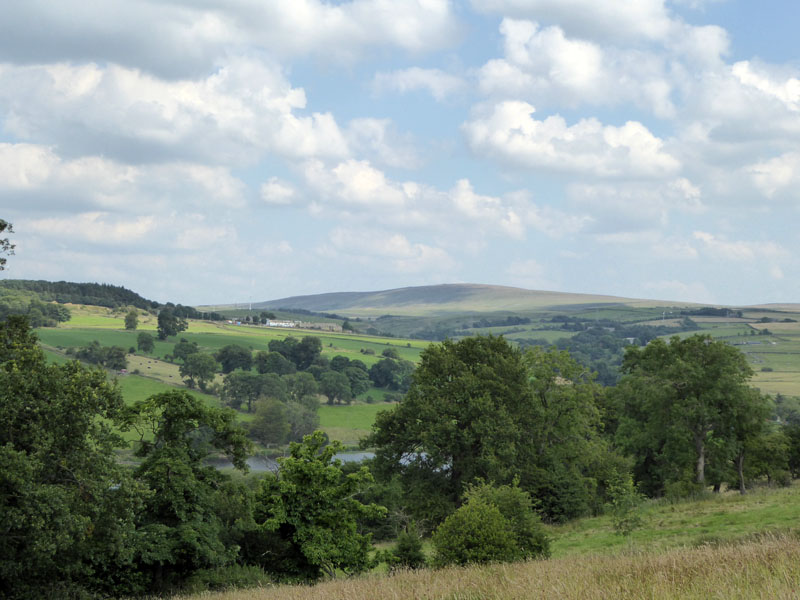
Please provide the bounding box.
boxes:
[179,533,800,600]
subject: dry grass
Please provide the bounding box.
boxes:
[177,533,800,600]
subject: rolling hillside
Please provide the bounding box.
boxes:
[238,284,677,317]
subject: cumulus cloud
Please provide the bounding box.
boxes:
[463,101,680,177]
[302,158,586,242]
[569,178,704,234]
[345,118,420,169]
[0,59,349,165]
[372,67,466,102]
[0,0,460,77]
[469,0,674,42]
[260,177,297,205]
[692,231,786,262]
[0,143,247,212]
[326,228,457,274]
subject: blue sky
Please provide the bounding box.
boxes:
[1,1,798,306]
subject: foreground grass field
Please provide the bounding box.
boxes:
[176,532,800,600]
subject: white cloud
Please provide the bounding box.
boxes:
[569,178,704,234]
[470,0,674,42]
[643,279,715,304]
[463,101,680,177]
[372,67,466,102]
[27,212,156,245]
[449,179,524,238]
[693,231,786,262]
[0,59,349,165]
[0,0,460,77]
[747,152,800,198]
[504,258,556,290]
[346,118,420,169]
[304,159,409,207]
[732,61,800,111]
[260,177,297,205]
[0,143,247,212]
[326,228,456,274]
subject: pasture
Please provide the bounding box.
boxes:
[175,485,800,600]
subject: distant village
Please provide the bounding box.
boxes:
[226,318,342,332]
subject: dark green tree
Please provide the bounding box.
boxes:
[179,353,219,391]
[320,370,352,405]
[344,366,371,397]
[137,331,155,354]
[254,350,296,375]
[248,399,290,447]
[292,336,323,370]
[0,316,145,598]
[364,336,530,524]
[368,357,414,391]
[612,334,758,496]
[172,337,200,362]
[131,390,252,592]
[125,309,139,330]
[215,344,253,374]
[254,431,386,581]
[157,308,188,340]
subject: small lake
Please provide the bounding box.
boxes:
[208,451,375,472]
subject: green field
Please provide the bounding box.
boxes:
[550,484,800,558]
[316,402,394,445]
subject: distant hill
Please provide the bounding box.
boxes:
[243,284,674,317]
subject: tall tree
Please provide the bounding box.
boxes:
[124,309,139,330]
[612,334,757,495]
[365,336,617,524]
[215,344,253,374]
[179,353,218,391]
[364,336,531,524]
[137,331,155,354]
[157,308,188,340]
[254,431,386,581]
[0,316,145,598]
[131,390,252,592]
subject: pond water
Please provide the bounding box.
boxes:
[208,451,375,472]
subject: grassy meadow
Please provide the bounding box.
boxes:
[174,485,800,600]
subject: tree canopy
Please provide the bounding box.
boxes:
[611,334,763,496]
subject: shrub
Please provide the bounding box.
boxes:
[384,523,427,571]
[463,481,550,559]
[432,499,518,567]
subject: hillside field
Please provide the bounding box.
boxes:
[175,484,800,600]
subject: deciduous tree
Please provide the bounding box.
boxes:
[254,431,386,580]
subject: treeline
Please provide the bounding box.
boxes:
[0,286,72,327]
[0,279,158,309]
[519,321,687,385]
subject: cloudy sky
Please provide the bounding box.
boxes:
[2,1,799,306]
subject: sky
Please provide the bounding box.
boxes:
[1,0,799,307]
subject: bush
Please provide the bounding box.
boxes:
[463,481,550,559]
[384,524,427,571]
[432,499,518,567]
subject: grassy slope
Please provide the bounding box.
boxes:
[177,485,800,600]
